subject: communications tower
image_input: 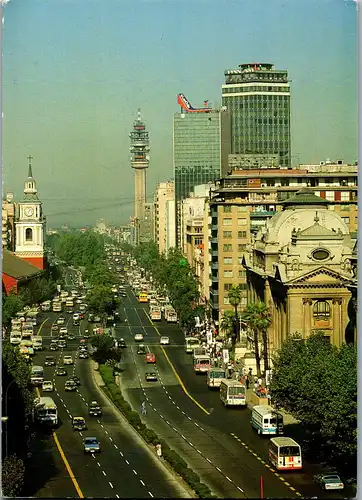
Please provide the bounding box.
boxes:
[130,109,150,243]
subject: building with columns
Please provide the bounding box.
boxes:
[14,157,47,270]
[242,190,355,359]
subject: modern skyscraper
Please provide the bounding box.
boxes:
[173,93,231,245]
[130,109,150,244]
[222,63,291,168]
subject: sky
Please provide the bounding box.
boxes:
[1,0,358,228]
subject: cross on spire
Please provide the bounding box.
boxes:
[27,155,33,178]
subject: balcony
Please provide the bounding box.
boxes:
[250,211,276,217]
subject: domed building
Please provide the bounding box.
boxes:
[243,189,356,358]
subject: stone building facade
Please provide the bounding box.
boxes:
[243,190,355,359]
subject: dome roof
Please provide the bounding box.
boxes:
[282,189,329,208]
[297,215,343,239]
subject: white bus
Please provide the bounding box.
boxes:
[10,330,22,345]
[250,405,284,435]
[21,321,34,338]
[165,308,178,323]
[268,437,302,470]
[31,365,44,386]
[193,354,211,374]
[220,380,247,407]
[207,367,226,389]
[150,306,162,321]
[185,337,201,354]
[34,397,58,427]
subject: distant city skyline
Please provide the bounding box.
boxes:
[2,0,357,227]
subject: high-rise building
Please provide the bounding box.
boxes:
[222,63,291,168]
[173,94,231,245]
[154,181,175,254]
[130,109,150,244]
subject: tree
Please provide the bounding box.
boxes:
[228,285,242,348]
[2,454,26,497]
[270,333,357,477]
[90,334,122,364]
[220,310,235,343]
[2,293,24,328]
[241,302,272,376]
[86,285,117,315]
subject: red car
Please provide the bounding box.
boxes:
[146,353,156,364]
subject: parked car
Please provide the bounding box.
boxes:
[314,473,344,491]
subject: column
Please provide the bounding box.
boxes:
[302,298,313,337]
[332,298,342,346]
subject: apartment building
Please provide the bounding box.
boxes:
[153,181,175,254]
[207,159,358,323]
[2,194,16,250]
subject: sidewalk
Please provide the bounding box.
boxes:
[246,388,299,425]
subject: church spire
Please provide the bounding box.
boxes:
[27,154,34,178]
[24,155,38,200]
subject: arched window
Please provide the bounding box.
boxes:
[25,228,33,241]
[313,300,330,319]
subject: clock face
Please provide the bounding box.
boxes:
[24,207,34,217]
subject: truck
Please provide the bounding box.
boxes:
[30,365,44,386]
[150,306,162,321]
[34,397,58,427]
[220,380,247,407]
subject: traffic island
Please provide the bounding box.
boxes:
[98,363,217,499]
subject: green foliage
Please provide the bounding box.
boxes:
[86,284,119,314]
[2,293,25,327]
[241,302,272,375]
[132,242,204,330]
[90,334,121,364]
[270,333,357,476]
[2,454,26,497]
[99,365,215,498]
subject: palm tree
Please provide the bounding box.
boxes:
[228,285,242,348]
[220,310,235,344]
[241,302,272,377]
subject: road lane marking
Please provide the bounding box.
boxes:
[140,480,145,486]
[52,431,84,498]
[125,459,129,464]
[133,470,137,475]
[148,492,154,498]
[143,311,210,415]
[102,471,106,476]
[109,482,114,488]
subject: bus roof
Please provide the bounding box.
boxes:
[253,405,282,416]
[220,379,245,387]
[270,437,300,447]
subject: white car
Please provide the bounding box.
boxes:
[160,336,170,345]
[73,313,80,321]
[134,333,144,342]
[42,381,54,392]
[63,355,74,365]
[59,327,68,335]
[57,317,66,325]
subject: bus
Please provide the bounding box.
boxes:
[207,367,226,389]
[30,365,44,386]
[34,397,58,427]
[220,380,247,407]
[185,337,201,353]
[150,307,162,321]
[193,354,211,374]
[165,308,178,323]
[268,437,302,470]
[138,293,149,303]
[251,406,284,436]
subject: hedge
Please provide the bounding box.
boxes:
[99,364,216,498]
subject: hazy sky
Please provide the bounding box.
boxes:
[2,0,358,227]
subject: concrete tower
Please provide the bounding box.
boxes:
[130,109,150,244]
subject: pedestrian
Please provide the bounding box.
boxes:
[245,377,250,390]
[140,401,147,416]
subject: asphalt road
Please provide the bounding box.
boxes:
[113,286,343,500]
[29,297,190,497]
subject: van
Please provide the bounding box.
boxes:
[10,331,22,345]
[220,380,247,407]
[31,336,43,351]
[251,406,284,436]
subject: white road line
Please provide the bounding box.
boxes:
[237,486,244,492]
[182,411,185,415]
[216,467,221,472]
[206,458,212,463]
[114,444,118,449]
[148,492,154,498]
[194,422,199,427]
[133,470,137,475]
[181,434,186,439]
[189,442,193,447]
[196,449,201,454]
[100,424,104,427]
[120,451,124,457]
[97,462,101,467]
[116,494,120,498]
[109,437,113,441]
[226,476,232,482]
[109,481,114,488]
[125,459,129,464]
[166,420,170,424]
[140,480,145,486]
[176,405,180,409]
[172,426,177,431]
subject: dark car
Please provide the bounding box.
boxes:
[68,333,76,341]
[70,375,81,386]
[44,356,56,366]
[58,339,67,349]
[83,330,90,339]
[119,339,127,348]
[56,366,67,376]
[137,344,146,354]
[50,342,58,351]
[65,379,77,391]
[72,416,87,431]
[88,401,102,417]
[145,372,158,382]
[83,436,100,454]
[79,350,88,359]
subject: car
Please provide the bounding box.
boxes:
[88,313,95,323]
[70,375,81,386]
[58,340,67,348]
[160,336,170,345]
[83,437,100,454]
[314,473,344,491]
[120,291,127,297]
[83,330,90,339]
[137,344,146,354]
[88,401,102,417]
[65,379,77,391]
[119,338,127,348]
[42,381,54,392]
[146,353,156,364]
[145,372,158,382]
[79,351,88,359]
[51,324,59,332]
[72,416,87,431]
[68,333,76,341]
[79,313,85,320]
[63,355,74,365]
[56,366,67,376]
[59,327,68,335]
[73,313,80,321]
[44,356,56,366]
[76,298,82,304]
[80,337,88,344]
[49,342,58,351]
[57,317,65,325]
[134,333,144,342]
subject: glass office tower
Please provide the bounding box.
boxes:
[173,109,230,245]
[222,63,291,168]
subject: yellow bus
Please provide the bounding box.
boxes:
[138,293,149,303]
